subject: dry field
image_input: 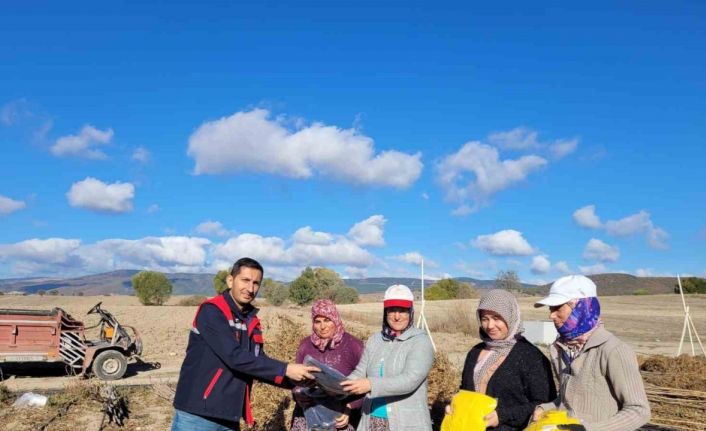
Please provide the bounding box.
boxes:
[0,293,704,430]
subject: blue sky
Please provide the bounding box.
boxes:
[1,1,705,283]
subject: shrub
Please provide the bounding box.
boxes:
[48,289,59,296]
[178,295,207,306]
[676,277,706,294]
[425,278,476,300]
[262,279,289,306]
[213,269,229,294]
[132,271,173,305]
[37,289,46,296]
[633,288,649,296]
[330,285,358,304]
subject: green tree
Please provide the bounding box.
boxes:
[456,281,477,298]
[312,267,346,299]
[213,270,229,294]
[425,283,452,300]
[48,289,59,296]
[330,285,359,304]
[37,289,46,296]
[132,271,173,305]
[289,267,317,305]
[262,278,289,306]
[495,270,521,291]
[675,277,706,294]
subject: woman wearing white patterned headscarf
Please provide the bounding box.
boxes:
[449,289,556,431]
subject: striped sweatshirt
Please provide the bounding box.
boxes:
[539,325,650,431]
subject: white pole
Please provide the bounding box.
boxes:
[687,306,695,356]
[688,315,706,356]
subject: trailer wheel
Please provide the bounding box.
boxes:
[92,350,128,380]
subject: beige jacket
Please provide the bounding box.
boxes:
[539,326,650,431]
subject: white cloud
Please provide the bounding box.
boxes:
[487,127,539,150]
[195,220,231,237]
[437,142,547,212]
[554,261,572,274]
[573,206,669,249]
[391,252,438,268]
[345,266,367,279]
[187,109,422,188]
[472,229,536,256]
[66,177,134,213]
[0,238,81,265]
[213,234,289,267]
[531,255,551,274]
[604,210,669,249]
[289,238,373,268]
[579,263,607,275]
[1,98,33,126]
[147,204,160,214]
[51,125,114,159]
[87,236,211,273]
[292,226,333,245]
[583,238,620,262]
[348,215,386,247]
[421,192,429,200]
[0,236,214,276]
[549,138,579,160]
[212,231,373,270]
[0,195,26,215]
[573,204,602,229]
[132,147,150,163]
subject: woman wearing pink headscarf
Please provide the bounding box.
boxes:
[290,299,364,431]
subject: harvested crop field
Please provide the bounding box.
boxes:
[0,294,704,430]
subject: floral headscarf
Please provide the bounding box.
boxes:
[557,297,601,348]
[310,299,346,352]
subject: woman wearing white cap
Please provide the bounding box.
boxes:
[533,275,650,431]
[341,284,434,431]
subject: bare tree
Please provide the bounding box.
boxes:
[495,270,521,291]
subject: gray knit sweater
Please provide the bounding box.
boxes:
[539,326,650,431]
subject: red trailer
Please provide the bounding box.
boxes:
[0,302,141,380]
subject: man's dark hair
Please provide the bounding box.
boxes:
[230,257,264,277]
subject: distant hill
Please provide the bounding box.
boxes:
[0,270,689,297]
[536,273,681,296]
[0,272,534,296]
[0,270,214,296]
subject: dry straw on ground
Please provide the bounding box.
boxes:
[639,355,706,431]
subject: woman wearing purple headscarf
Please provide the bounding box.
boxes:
[533,275,650,431]
[290,299,364,431]
[449,289,556,430]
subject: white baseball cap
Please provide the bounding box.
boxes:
[383,284,414,308]
[535,275,597,307]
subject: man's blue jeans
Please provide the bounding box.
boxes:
[171,409,240,431]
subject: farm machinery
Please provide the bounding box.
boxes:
[0,302,142,380]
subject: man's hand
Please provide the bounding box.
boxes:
[340,378,372,395]
[286,363,320,382]
[484,410,499,427]
[532,406,544,422]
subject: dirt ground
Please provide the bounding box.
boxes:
[0,293,704,430]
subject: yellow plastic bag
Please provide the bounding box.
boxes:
[440,390,497,431]
[523,410,582,431]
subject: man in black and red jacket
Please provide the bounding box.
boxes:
[171,257,318,431]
